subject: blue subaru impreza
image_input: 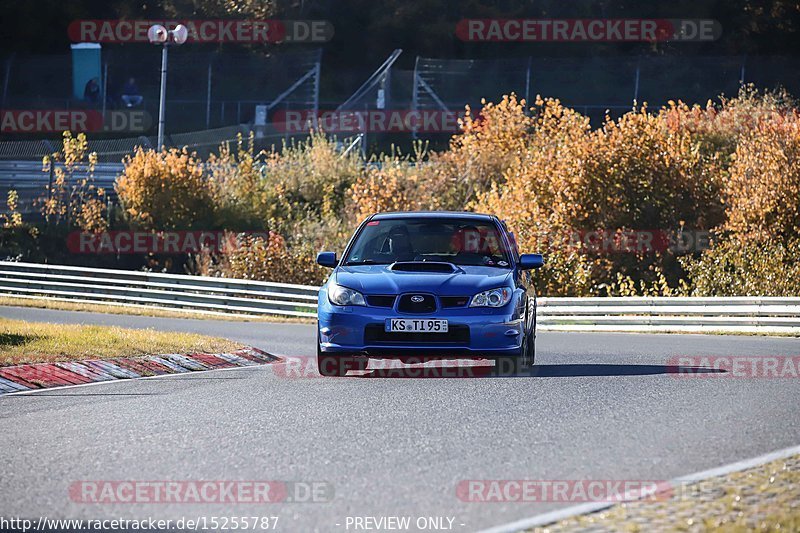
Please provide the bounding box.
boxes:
[315,211,543,376]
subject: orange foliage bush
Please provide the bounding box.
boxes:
[41,131,108,232]
[346,88,799,295]
[662,86,798,157]
[347,144,435,223]
[116,147,212,231]
[348,165,414,223]
[474,97,595,294]
[403,94,535,210]
[201,232,326,286]
[723,119,800,240]
[681,237,800,296]
[50,88,799,296]
[473,96,723,295]
[679,98,800,296]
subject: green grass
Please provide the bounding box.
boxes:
[0,317,242,366]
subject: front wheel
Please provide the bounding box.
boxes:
[316,325,346,377]
[492,326,533,377]
[525,320,536,369]
[491,355,522,376]
[316,340,367,376]
[317,354,347,376]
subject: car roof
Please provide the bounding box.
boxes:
[370,211,496,222]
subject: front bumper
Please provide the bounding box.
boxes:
[317,295,525,357]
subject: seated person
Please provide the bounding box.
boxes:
[120,77,143,107]
[451,225,504,266]
[83,78,101,104]
[383,226,416,262]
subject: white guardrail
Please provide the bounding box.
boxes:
[0,261,798,334]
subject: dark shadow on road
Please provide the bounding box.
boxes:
[349,364,726,379]
[351,366,493,378]
[3,392,162,397]
[150,376,248,380]
[530,364,726,377]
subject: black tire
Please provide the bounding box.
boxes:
[520,298,535,371]
[491,355,521,376]
[492,303,534,376]
[524,307,535,369]
[317,354,348,376]
[530,298,537,367]
[316,324,346,377]
[316,331,364,376]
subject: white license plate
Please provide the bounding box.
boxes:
[386,318,449,333]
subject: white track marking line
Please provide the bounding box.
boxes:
[479,442,800,533]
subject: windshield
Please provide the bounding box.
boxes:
[344,218,512,267]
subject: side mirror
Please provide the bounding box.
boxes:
[316,251,338,268]
[518,253,543,270]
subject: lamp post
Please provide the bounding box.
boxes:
[147,24,188,149]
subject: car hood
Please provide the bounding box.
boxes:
[334,265,512,295]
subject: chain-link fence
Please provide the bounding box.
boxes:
[400,55,800,123]
[1,48,322,133]
[3,51,800,157]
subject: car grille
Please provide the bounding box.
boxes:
[440,296,469,308]
[397,293,437,313]
[365,324,470,344]
[367,295,396,308]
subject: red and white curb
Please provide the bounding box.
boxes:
[0,347,278,395]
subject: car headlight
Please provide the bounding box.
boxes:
[327,284,366,306]
[470,287,512,308]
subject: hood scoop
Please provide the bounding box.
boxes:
[389,261,458,273]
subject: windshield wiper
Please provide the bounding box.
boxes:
[452,262,511,269]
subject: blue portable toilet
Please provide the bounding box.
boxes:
[71,43,102,101]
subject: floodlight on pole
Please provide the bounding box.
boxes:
[149,24,187,149]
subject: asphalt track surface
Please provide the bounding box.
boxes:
[0,305,798,532]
